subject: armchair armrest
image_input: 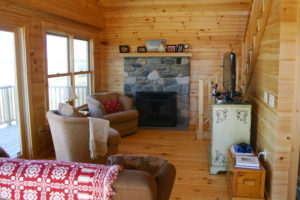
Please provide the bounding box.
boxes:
[156,163,176,200]
[119,95,133,110]
[87,96,106,118]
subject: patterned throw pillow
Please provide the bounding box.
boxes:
[101,99,124,114]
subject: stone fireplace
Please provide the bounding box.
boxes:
[123,57,190,127]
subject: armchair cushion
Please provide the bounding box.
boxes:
[58,103,82,117]
[102,99,124,114]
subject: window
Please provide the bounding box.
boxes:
[46,33,92,110]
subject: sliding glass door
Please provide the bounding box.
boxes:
[0,27,28,158]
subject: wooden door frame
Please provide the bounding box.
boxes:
[0,24,31,158]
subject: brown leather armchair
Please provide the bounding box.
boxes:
[46,110,121,164]
[87,92,139,136]
[108,154,176,200]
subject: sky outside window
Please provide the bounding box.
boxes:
[0,31,16,87]
[46,34,68,75]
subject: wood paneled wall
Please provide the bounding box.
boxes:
[243,0,299,199]
[0,2,102,158]
[99,2,250,127]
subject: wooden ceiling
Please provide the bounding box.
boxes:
[97,0,251,12]
[3,0,251,28]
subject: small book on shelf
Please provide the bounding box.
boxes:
[235,155,260,169]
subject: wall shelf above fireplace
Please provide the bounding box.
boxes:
[119,52,192,57]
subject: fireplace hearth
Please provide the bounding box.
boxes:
[136,92,177,127]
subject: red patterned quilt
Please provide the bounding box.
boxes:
[0,158,123,200]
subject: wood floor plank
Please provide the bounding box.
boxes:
[119,129,229,200]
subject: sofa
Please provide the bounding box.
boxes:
[87,92,139,136]
[46,110,121,164]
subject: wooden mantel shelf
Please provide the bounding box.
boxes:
[119,52,192,57]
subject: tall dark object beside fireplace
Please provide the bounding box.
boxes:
[136,92,177,127]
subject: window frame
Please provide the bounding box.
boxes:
[45,31,93,110]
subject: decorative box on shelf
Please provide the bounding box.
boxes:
[227,149,266,200]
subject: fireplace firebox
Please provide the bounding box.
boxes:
[136,92,177,127]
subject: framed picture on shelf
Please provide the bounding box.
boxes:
[119,45,129,53]
[177,44,183,52]
[146,39,166,52]
[137,46,147,53]
[166,45,176,52]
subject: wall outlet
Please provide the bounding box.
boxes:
[264,91,268,103]
[258,149,268,161]
[269,93,275,107]
[39,126,44,134]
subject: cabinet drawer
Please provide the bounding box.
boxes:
[233,171,264,198]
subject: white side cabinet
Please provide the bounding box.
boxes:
[209,103,251,174]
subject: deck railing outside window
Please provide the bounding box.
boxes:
[0,85,17,126]
[48,86,88,110]
[0,86,88,125]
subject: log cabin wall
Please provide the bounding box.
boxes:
[99,1,250,128]
[0,1,103,158]
[243,0,299,199]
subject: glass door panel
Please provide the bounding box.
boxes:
[0,30,22,158]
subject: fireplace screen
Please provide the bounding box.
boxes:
[136,92,177,127]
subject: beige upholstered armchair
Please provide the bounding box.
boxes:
[87,92,139,136]
[46,110,121,164]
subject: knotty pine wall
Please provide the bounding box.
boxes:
[99,3,250,128]
[0,2,102,158]
[244,0,299,199]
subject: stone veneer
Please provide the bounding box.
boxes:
[124,57,190,126]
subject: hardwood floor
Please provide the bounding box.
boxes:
[119,129,229,200]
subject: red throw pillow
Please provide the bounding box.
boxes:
[101,99,124,114]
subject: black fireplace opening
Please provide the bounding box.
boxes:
[136,92,177,127]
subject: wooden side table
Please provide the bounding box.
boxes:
[227,149,266,200]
